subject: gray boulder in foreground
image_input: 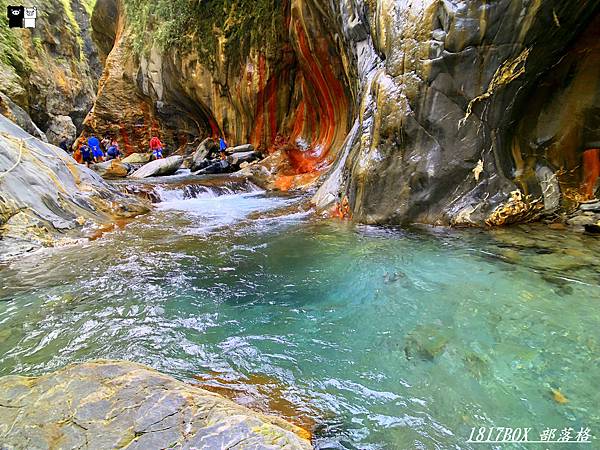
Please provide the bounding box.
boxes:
[0,360,312,450]
[129,155,183,179]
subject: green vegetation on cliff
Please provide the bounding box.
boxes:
[0,0,30,75]
[123,0,283,65]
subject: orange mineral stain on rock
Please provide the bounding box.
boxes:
[192,371,314,441]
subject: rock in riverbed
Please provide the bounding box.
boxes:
[0,360,312,450]
[129,155,183,179]
[91,160,132,179]
[122,152,152,164]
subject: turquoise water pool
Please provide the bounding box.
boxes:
[1,185,599,449]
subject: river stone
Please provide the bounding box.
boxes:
[404,325,450,361]
[190,138,219,172]
[230,150,260,165]
[226,143,254,154]
[130,155,183,179]
[122,152,152,164]
[0,360,311,450]
[91,160,131,179]
[45,115,77,147]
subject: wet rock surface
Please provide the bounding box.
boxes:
[322,0,600,226]
[0,360,312,450]
[91,160,132,179]
[0,114,148,261]
[130,156,184,179]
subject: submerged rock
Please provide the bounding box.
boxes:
[129,155,183,179]
[404,325,450,361]
[0,360,312,449]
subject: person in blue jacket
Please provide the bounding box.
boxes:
[80,144,93,166]
[219,137,228,152]
[88,135,104,162]
[106,140,123,160]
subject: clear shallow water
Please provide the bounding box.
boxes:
[1,183,600,449]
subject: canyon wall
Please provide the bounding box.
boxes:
[4,0,598,225]
[0,0,101,145]
[86,0,355,185]
[86,0,600,225]
[316,0,600,225]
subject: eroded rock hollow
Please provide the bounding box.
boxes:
[86,0,355,183]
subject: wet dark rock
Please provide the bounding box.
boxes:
[584,223,600,235]
[0,360,311,449]
[189,138,219,172]
[230,151,261,166]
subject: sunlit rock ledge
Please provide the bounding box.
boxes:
[0,360,312,450]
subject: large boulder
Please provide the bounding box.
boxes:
[0,93,47,142]
[45,115,77,147]
[230,150,260,166]
[189,138,219,172]
[0,360,311,449]
[122,152,152,164]
[129,155,183,179]
[91,160,132,179]
[0,114,149,261]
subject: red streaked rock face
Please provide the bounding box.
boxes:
[84,0,353,176]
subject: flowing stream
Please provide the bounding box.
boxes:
[1,178,600,449]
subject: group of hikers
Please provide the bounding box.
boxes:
[62,132,232,170]
[68,133,166,166]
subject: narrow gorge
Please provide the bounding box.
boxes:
[1,1,600,449]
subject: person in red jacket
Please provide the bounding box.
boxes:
[149,136,164,160]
